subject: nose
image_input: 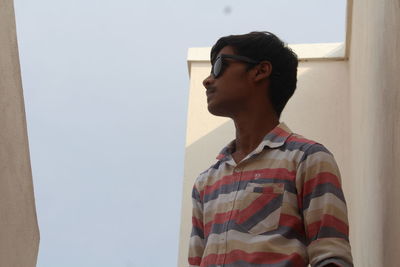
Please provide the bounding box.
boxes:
[203,74,214,88]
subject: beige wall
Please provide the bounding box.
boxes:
[349,0,400,266]
[178,48,351,266]
[0,0,40,266]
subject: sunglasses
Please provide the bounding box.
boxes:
[211,54,259,78]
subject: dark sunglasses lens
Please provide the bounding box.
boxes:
[213,57,222,77]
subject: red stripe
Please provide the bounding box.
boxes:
[235,193,279,224]
[192,216,204,232]
[200,173,239,198]
[204,192,285,236]
[307,220,321,239]
[204,199,292,236]
[200,253,224,266]
[203,209,240,237]
[241,168,296,182]
[201,250,305,266]
[307,214,349,239]
[323,214,349,235]
[188,256,202,265]
[201,168,295,197]
[271,126,291,137]
[204,222,211,238]
[287,136,316,144]
[278,213,304,234]
[297,193,303,211]
[209,210,239,224]
[302,172,341,196]
[216,154,225,160]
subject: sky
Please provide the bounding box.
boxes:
[13,0,346,266]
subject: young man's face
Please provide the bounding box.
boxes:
[203,46,255,117]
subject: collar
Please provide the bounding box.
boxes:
[216,122,293,160]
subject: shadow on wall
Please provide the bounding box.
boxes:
[185,120,234,182]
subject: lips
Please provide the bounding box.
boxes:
[206,90,215,96]
[206,86,216,96]
[206,90,216,101]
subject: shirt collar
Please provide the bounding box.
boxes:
[216,122,292,160]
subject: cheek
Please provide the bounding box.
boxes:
[221,82,249,101]
[208,84,248,112]
[210,71,250,106]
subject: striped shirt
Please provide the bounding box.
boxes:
[188,122,353,267]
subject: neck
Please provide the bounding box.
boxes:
[231,107,279,162]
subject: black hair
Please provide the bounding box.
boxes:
[210,31,298,118]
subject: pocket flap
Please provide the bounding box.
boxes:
[245,182,285,194]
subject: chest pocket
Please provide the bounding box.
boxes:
[235,182,284,235]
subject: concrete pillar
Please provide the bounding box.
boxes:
[0,0,40,266]
[349,0,400,266]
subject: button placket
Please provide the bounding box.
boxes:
[220,166,243,266]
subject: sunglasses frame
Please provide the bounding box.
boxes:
[211,54,259,78]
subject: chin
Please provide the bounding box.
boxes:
[207,103,230,117]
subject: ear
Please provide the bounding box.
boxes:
[254,61,272,82]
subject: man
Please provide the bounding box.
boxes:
[188,32,353,267]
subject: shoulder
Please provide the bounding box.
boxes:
[193,160,224,192]
[280,133,333,165]
[284,133,322,152]
[287,134,341,183]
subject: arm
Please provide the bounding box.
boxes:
[188,184,205,267]
[296,144,353,267]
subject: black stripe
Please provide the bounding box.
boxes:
[191,226,204,239]
[314,257,353,267]
[208,222,307,244]
[204,180,246,203]
[204,179,297,204]
[303,183,345,211]
[263,133,288,143]
[298,143,332,163]
[244,178,297,194]
[210,160,223,170]
[309,226,349,242]
[240,194,283,232]
[279,140,314,153]
[192,186,201,202]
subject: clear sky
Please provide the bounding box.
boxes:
[13,0,346,266]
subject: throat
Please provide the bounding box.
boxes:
[231,149,252,164]
[232,151,247,164]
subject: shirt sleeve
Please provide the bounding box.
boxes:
[188,183,205,267]
[296,144,353,267]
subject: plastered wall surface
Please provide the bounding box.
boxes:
[349,0,400,266]
[0,0,40,266]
